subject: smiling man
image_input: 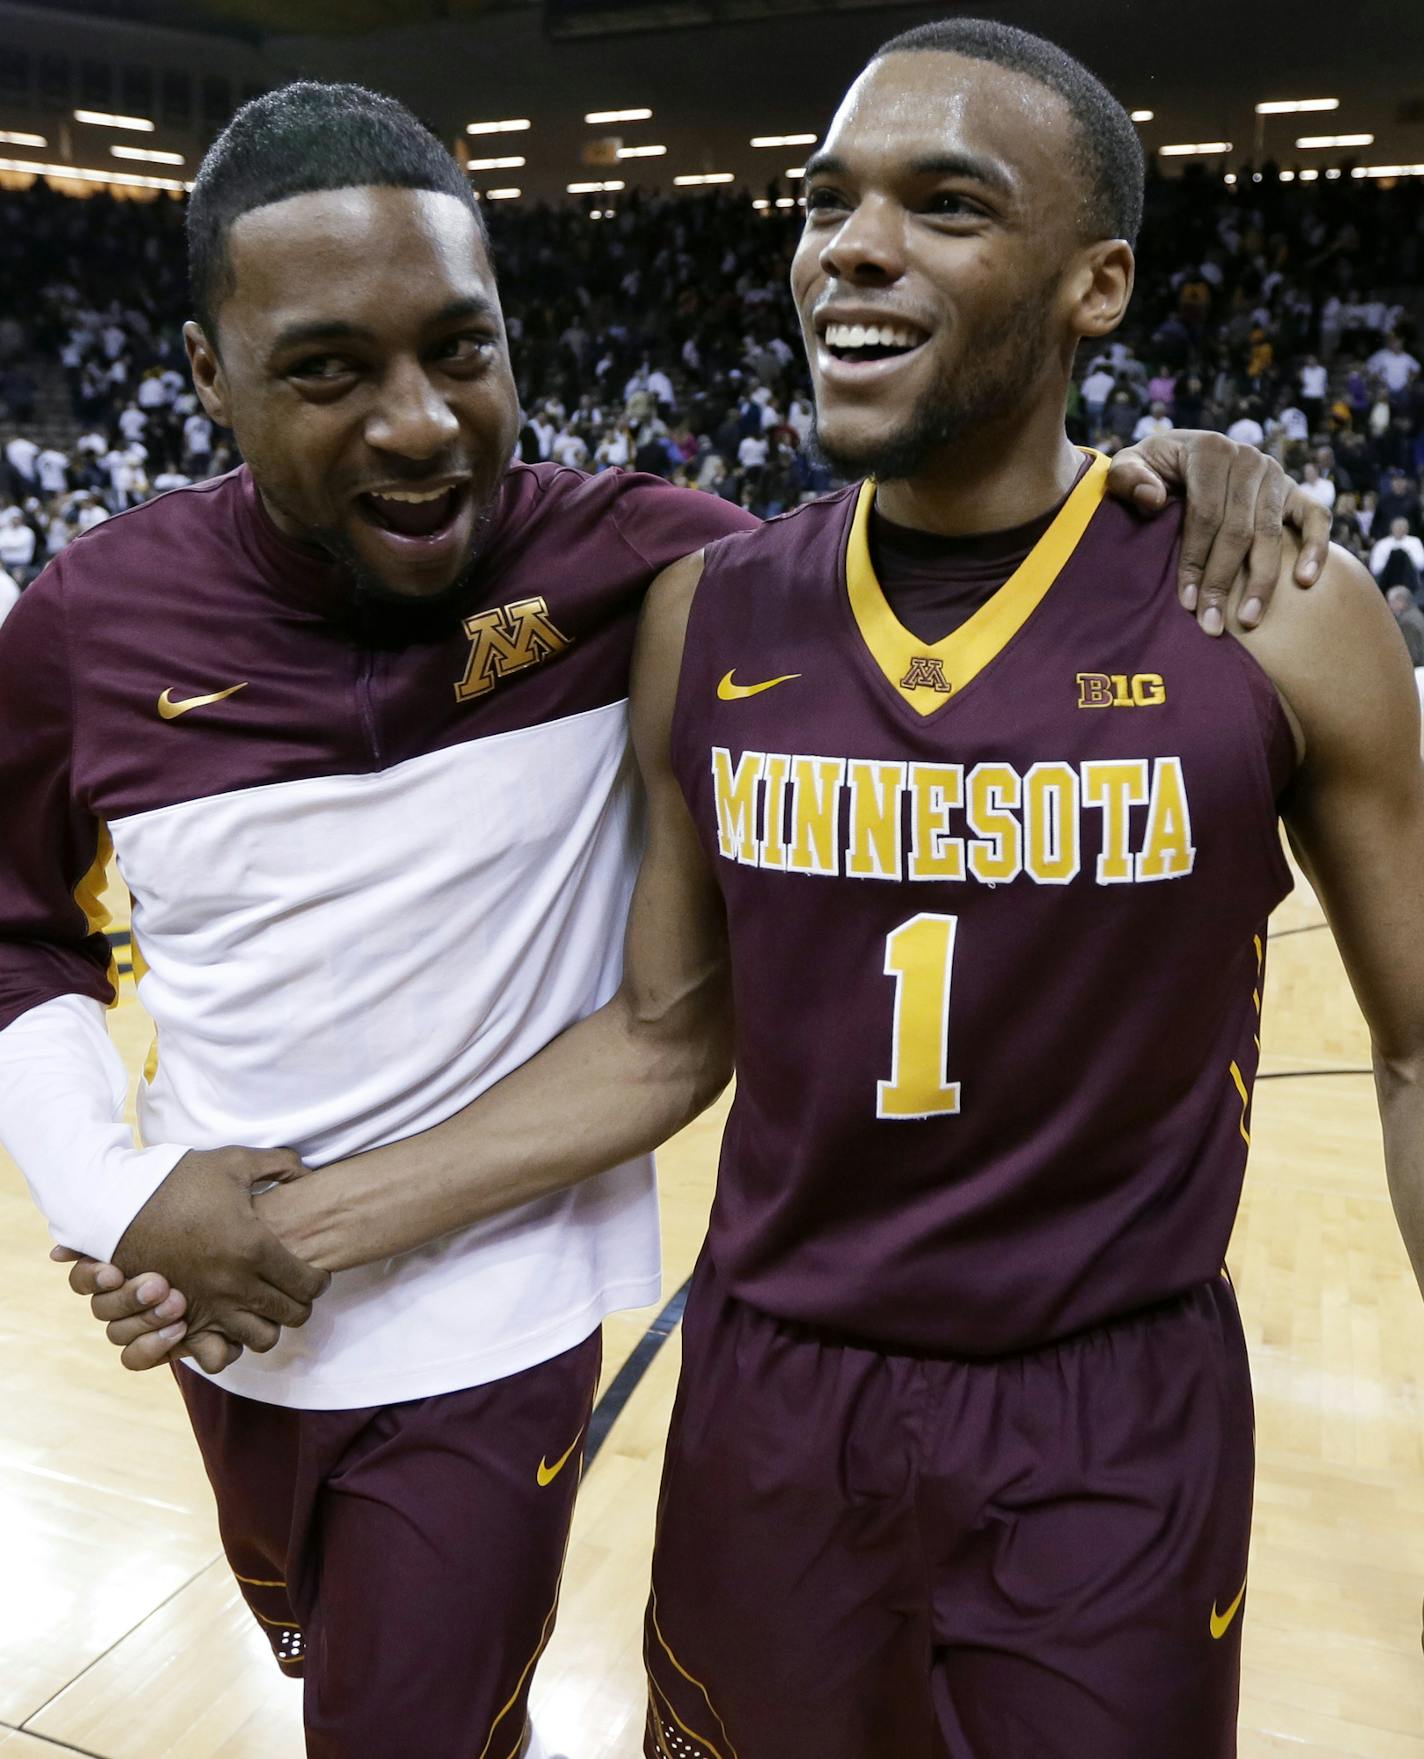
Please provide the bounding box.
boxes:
[3,68,1340,1759]
[0,85,760,1759]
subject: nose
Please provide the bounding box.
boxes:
[818,194,907,285]
[365,357,460,460]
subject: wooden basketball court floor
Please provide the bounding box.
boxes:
[0,862,1420,1759]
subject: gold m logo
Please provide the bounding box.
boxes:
[455,597,572,702]
[900,656,953,694]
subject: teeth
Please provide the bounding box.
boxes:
[824,322,926,351]
[370,487,450,504]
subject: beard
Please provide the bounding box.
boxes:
[812,277,1060,483]
[309,479,506,648]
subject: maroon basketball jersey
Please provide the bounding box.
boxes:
[671,453,1294,1355]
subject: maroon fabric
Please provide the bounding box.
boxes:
[177,1329,601,1759]
[645,1256,1253,1759]
[0,464,755,1032]
[870,457,1089,645]
[670,486,1293,1356]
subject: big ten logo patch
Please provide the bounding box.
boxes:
[455,598,572,702]
[1076,672,1166,709]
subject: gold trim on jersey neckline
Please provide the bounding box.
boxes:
[844,449,1110,717]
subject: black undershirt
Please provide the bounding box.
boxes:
[869,460,1089,646]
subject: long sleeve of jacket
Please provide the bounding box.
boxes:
[0,566,185,1257]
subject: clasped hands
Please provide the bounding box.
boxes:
[53,1144,331,1374]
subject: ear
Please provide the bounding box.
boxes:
[184,320,231,427]
[1063,240,1135,341]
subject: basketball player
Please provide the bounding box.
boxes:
[0,83,762,1759]
[35,58,1337,1759]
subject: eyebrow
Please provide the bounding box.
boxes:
[802,150,1015,199]
[270,295,499,355]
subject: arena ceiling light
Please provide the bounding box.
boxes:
[1255,98,1338,115]
[585,109,651,124]
[786,166,806,178]
[674,173,735,186]
[1296,134,1374,149]
[0,130,45,147]
[1298,168,1320,181]
[111,145,185,165]
[0,154,187,191]
[616,144,667,158]
[466,155,525,171]
[1159,142,1232,156]
[1279,170,1296,182]
[1353,163,1424,178]
[73,109,155,132]
[568,179,624,192]
[750,134,817,148]
[484,187,521,199]
[466,119,530,135]
[1130,110,1154,123]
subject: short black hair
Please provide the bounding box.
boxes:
[186,80,486,340]
[874,17,1144,247]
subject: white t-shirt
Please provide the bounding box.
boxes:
[1132,414,1172,443]
[0,567,18,627]
[738,434,769,469]
[4,437,38,479]
[1371,534,1424,577]
[1082,370,1116,407]
[35,449,69,495]
[117,407,148,444]
[183,412,213,456]
[0,521,36,570]
[1367,348,1421,394]
[1227,418,1265,447]
[1297,476,1336,511]
[1299,363,1328,399]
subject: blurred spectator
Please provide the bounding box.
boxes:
[1227,405,1265,447]
[35,445,68,498]
[1368,335,1421,401]
[1299,355,1327,431]
[4,433,37,497]
[1377,472,1422,536]
[0,506,37,586]
[1081,363,1116,430]
[1133,400,1172,443]
[1371,517,1424,594]
[1386,585,1424,666]
[1296,461,1336,513]
[0,562,17,627]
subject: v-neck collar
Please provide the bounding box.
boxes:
[844,449,1109,719]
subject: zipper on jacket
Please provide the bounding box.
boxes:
[356,646,385,769]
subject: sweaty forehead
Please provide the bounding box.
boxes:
[825,51,1078,206]
[223,186,493,330]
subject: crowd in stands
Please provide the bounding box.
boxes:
[0,163,1422,659]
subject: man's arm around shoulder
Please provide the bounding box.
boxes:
[250,550,732,1273]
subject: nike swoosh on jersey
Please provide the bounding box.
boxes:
[717,669,801,701]
[1209,1577,1247,1640]
[537,1426,585,1487]
[157,683,249,720]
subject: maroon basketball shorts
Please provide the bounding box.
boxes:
[644,1260,1254,1759]
[176,1329,601,1759]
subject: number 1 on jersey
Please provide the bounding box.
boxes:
[878,913,963,1120]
